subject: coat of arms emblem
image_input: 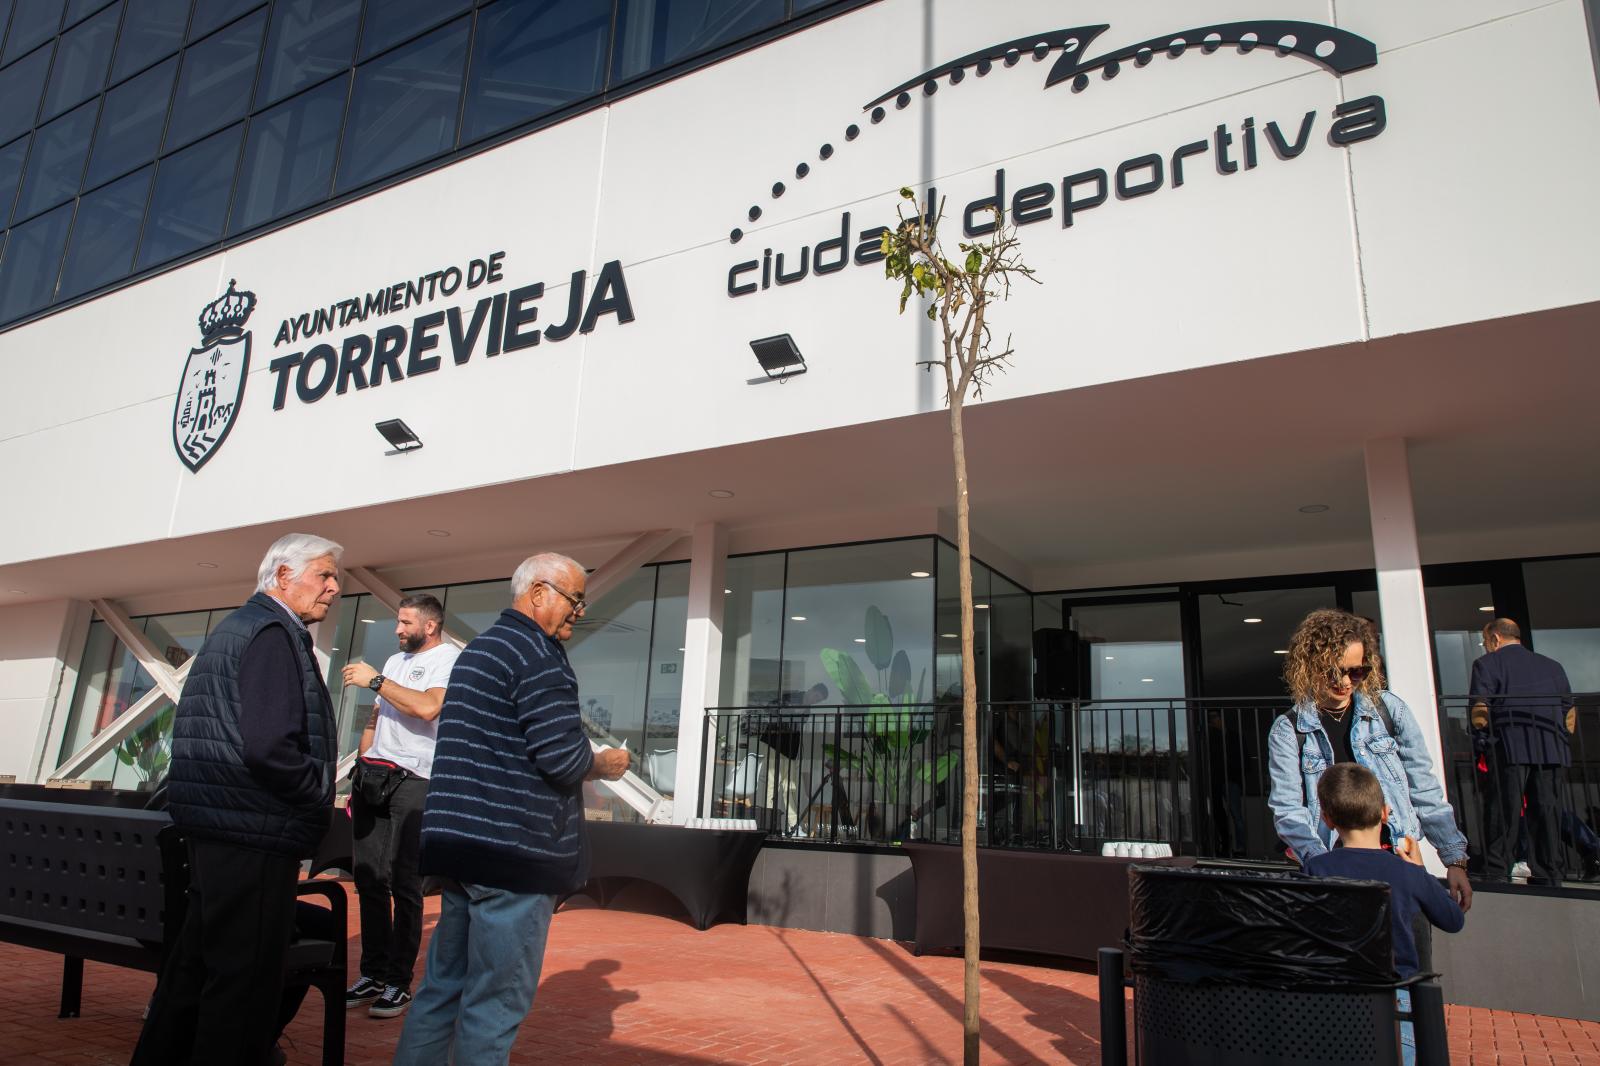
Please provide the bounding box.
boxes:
[173,279,255,472]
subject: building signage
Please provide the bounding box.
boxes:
[170,18,1385,473]
[172,280,255,472]
[723,19,1384,297]
[170,253,636,470]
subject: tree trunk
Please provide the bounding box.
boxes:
[950,393,981,1065]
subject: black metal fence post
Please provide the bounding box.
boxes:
[1097,947,1128,1066]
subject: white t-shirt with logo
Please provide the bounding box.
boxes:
[366,641,460,779]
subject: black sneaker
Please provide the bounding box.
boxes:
[345,976,383,1008]
[369,985,412,1018]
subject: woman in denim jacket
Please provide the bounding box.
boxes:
[1267,609,1473,912]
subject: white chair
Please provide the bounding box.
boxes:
[645,748,677,795]
[723,752,764,813]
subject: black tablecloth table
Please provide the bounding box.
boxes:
[569,821,767,930]
[310,811,764,930]
[903,843,1196,960]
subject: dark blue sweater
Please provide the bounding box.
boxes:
[1304,848,1465,976]
[418,608,595,894]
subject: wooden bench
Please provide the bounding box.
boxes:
[0,798,346,1066]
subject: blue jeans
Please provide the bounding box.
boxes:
[1397,988,1414,1066]
[392,880,556,1066]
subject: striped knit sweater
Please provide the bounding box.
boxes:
[418,607,595,894]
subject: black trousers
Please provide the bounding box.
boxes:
[353,774,427,990]
[1485,748,1563,881]
[131,839,300,1066]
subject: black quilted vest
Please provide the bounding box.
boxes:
[166,592,335,857]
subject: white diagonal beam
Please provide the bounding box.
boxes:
[345,566,466,649]
[51,659,192,780]
[584,529,682,604]
[90,598,184,703]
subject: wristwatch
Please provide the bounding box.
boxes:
[1444,857,1470,870]
[368,674,385,693]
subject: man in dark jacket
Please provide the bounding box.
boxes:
[132,533,343,1066]
[393,552,629,1066]
[1471,617,1576,885]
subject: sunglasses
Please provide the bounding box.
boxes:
[1328,665,1371,685]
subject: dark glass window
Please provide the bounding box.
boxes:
[137,121,240,266]
[2,0,64,66]
[0,201,72,321]
[0,134,29,224]
[611,0,784,83]
[57,164,149,296]
[336,17,466,193]
[0,41,52,144]
[13,99,95,222]
[111,0,189,82]
[791,0,834,11]
[40,0,118,119]
[231,72,343,233]
[86,55,175,187]
[63,0,113,28]
[255,0,357,108]
[164,7,263,150]
[357,0,466,61]
[462,0,609,143]
[187,0,255,40]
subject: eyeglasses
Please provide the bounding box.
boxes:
[537,580,588,616]
[1328,665,1371,685]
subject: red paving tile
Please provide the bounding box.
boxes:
[2,881,1600,1064]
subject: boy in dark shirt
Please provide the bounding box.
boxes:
[1305,762,1465,1063]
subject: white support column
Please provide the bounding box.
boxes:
[1365,437,1447,873]
[674,522,728,823]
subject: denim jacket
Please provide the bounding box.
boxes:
[1267,690,1469,865]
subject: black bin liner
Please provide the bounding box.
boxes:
[1127,865,1397,990]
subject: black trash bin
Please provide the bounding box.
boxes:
[1099,865,1446,1066]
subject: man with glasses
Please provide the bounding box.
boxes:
[394,553,629,1066]
[1470,618,1577,884]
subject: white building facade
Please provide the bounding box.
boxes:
[2,0,1599,880]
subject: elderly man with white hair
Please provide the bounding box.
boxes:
[133,533,343,1066]
[394,552,629,1066]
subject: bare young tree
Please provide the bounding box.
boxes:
[880,189,1036,1064]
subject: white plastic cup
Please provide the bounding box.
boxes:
[1101,843,1115,856]
[1114,842,1131,858]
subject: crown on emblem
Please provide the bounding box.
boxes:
[197,279,257,340]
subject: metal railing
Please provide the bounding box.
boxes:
[698,695,1600,879]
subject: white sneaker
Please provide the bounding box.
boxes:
[1511,861,1532,881]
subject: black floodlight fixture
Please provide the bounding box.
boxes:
[749,333,806,382]
[375,418,423,453]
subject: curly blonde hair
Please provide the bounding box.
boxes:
[1283,608,1386,705]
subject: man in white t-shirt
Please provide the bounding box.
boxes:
[339,593,458,1020]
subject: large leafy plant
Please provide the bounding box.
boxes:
[114,705,174,788]
[821,606,955,840]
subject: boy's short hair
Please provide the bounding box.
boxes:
[1317,762,1386,832]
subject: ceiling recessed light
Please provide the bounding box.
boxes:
[910,571,930,578]
[1274,649,1289,655]
[708,489,735,498]
[854,638,866,643]
[196,562,219,568]
[426,529,451,538]
[1104,655,1116,661]
[724,588,732,594]
[1141,678,1155,683]
[1243,617,1263,624]
[1478,606,1494,612]
[7,589,25,594]
[1298,504,1330,514]
[974,603,990,610]
[678,647,686,652]
[941,633,958,639]
[790,615,806,622]
[360,619,375,624]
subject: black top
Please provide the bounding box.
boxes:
[237,624,325,807]
[1469,643,1573,767]
[1323,707,1357,766]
